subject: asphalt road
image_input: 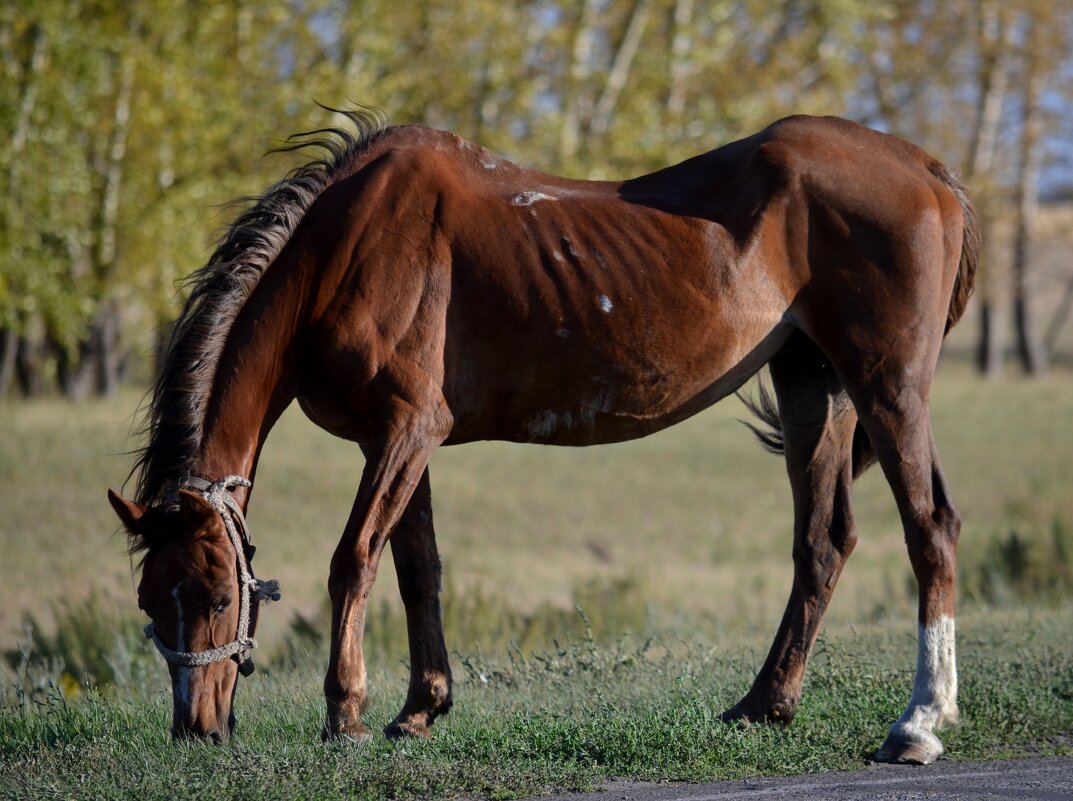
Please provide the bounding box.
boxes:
[523,756,1073,801]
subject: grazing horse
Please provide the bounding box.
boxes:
[108,109,977,763]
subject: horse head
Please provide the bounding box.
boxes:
[108,481,276,742]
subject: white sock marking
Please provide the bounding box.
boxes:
[888,615,958,752]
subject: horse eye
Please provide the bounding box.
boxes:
[213,597,232,614]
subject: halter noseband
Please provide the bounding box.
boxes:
[144,475,280,676]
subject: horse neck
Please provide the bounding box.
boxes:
[193,256,309,507]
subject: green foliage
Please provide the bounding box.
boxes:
[276,575,651,671]
[16,0,1071,392]
[963,517,1073,605]
[2,594,160,696]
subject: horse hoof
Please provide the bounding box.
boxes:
[321,721,374,743]
[874,728,943,764]
[719,702,760,724]
[719,697,796,726]
[384,715,432,740]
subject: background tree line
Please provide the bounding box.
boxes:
[2,0,1071,398]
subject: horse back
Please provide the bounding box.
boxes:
[294,119,963,446]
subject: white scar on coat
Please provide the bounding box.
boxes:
[512,191,557,206]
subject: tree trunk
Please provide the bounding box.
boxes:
[15,334,45,397]
[1011,21,1047,375]
[0,326,17,397]
[7,22,46,198]
[1044,272,1073,354]
[590,0,652,137]
[53,331,96,401]
[559,0,601,166]
[975,301,1003,377]
[665,0,696,130]
[94,300,121,397]
[93,51,134,277]
[965,1,1010,378]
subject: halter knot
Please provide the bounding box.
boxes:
[251,578,282,603]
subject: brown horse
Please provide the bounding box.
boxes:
[108,109,977,763]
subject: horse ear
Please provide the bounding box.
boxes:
[108,489,148,534]
[177,489,217,527]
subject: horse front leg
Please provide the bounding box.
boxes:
[384,466,452,739]
[322,419,441,741]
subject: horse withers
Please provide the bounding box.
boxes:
[109,110,976,763]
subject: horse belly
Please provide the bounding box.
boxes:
[449,311,792,447]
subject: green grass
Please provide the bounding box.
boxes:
[1,608,1071,800]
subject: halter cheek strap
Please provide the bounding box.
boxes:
[144,475,280,675]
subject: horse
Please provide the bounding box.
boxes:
[108,108,977,764]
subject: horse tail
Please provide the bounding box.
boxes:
[743,161,979,479]
[739,372,879,479]
[928,161,980,334]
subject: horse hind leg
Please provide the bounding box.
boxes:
[867,415,960,764]
[383,467,452,739]
[722,335,859,725]
[806,300,960,763]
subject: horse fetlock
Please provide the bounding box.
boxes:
[413,670,452,714]
[322,692,372,742]
[876,694,956,765]
[766,696,799,725]
[387,684,453,740]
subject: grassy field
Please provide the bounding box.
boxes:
[1,360,1071,647]
[1,353,1072,798]
[2,608,1071,799]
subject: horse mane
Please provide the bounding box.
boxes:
[132,106,388,507]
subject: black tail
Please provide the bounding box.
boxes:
[738,380,876,478]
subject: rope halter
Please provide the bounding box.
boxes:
[143,475,281,677]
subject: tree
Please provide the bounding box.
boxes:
[964,0,1012,378]
[3,0,1070,396]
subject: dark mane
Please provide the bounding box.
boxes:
[132,107,388,506]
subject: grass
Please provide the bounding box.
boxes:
[1,608,1071,800]
[1,358,1072,798]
